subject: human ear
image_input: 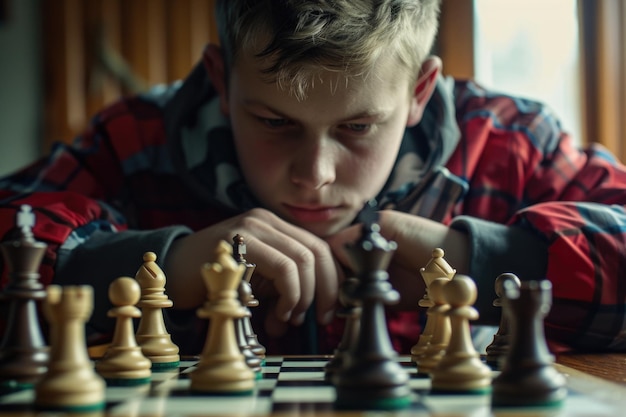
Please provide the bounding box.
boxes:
[202,44,230,116]
[406,56,442,127]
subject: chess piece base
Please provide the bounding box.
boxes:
[35,373,106,411]
[431,353,492,392]
[492,365,567,407]
[334,387,413,410]
[334,359,412,410]
[190,358,255,394]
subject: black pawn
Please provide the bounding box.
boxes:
[333,206,412,410]
[491,280,567,408]
[0,205,49,392]
[485,273,521,369]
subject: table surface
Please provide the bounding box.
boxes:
[556,352,626,384]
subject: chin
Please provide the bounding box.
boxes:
[298,218,353,238]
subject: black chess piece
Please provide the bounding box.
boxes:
[0,205,49,392]
[333,202,412,410]
[491,279,567,408]
[324,277,361,382]
[485,273,521,369]
[232,234,266,361]
[234,303,262,376]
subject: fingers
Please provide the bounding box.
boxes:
[246,231,314,323]
[307,238,342,325]
[164,206,343,334]
[325,223,362,270]
[264,306,289,337]
[228,209,340,327]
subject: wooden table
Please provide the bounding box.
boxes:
[557,353,626,384]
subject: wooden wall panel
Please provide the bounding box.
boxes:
[121,0,151,82]
[437,0,475,80]
[190,0,214,57]
[42,0,86,147]
[579,0,626,158]
[84,0,122,119]
[41,0,219,150]
[146,1,169,84]
[165,0,193,81]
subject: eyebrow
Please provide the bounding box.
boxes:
[243,99,389,123]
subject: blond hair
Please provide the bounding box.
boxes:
[215,0,441,100]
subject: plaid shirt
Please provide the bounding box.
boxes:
[1,65,625,354]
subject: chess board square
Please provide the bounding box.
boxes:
[272,385,336,402]
[108,395,272,416]
[282,357,330,362]
[277,371,325,382]
[0,389,33,411]
[260,366,281,374]
[278,366,324,373]
[271,401,336,412]
[408,378,431,392]
[263,358,284,367]
[281,360,327,368]
[256,379,277,393]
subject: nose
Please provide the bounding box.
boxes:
[289,138,336,190]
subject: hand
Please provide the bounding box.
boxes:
[164,208,342,336]
[325,210,469,309]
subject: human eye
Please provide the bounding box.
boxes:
[342,123,371,134]
[259,117,291,128]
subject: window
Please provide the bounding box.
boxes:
[473,0,582,145]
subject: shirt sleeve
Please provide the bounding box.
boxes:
[0,97,169,285]
[55,226,192,345]
[450,86,626,352]
[449,216,549,324]
[0,97,187,344]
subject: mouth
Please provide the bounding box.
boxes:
[283,203,342,223]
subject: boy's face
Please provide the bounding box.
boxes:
[213,49,428,237]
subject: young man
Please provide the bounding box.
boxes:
[1,0,625,355]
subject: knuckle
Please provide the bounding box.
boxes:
[247,207,265,217]
[292,246,315,268]
[238,214,264,229]
[280,287,301,307]
[247,207,274,221]
[308,239,331,259]
[275,256,295,274]
[272,260,301,305]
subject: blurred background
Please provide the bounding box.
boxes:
[0,0,623,176]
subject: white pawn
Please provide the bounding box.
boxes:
[35,285,105,412]
[190,241,255,394]
[135,252,180,370]
[96,277,152,385]
[430,275,492,393]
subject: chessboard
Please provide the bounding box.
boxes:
[1,355,625,416]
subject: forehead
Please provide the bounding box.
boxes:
[230,48,413,117]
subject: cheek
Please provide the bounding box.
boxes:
[231,126,290,188]
[238,143,284,183]
[342,144,399,193]
[348,124,405,188]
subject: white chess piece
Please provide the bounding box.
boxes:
[430,275,492,393]
[96,277,152,384]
